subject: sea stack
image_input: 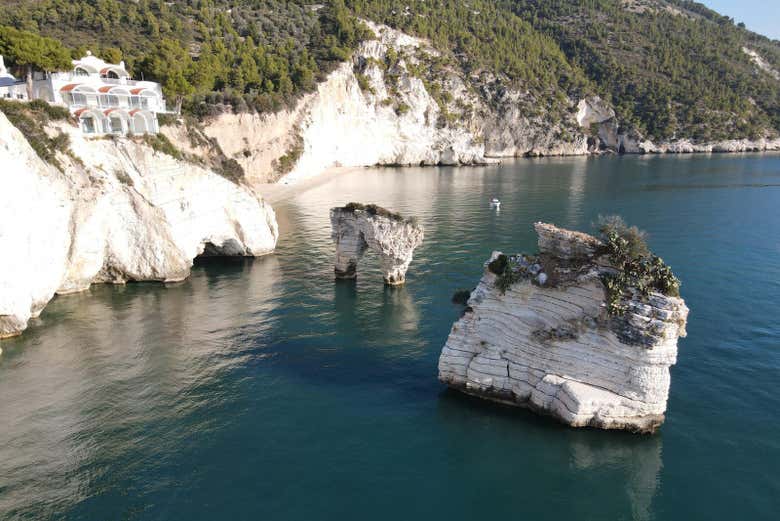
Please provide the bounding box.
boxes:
[438,222,689,433]
[330,203,424,285]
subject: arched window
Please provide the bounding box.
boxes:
[109,114,124,134]
[80,115,97,134]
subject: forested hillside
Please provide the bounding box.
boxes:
[506,0,780,140]
[0,0,369,114]
[1,0,778,142]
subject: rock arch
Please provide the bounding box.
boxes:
[330,204,424,285]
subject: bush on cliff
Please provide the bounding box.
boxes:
[597,215,681,315]
[340,202,419,225]
[0,99,73,170]
[487,254,522,295]
[141,133,182,160]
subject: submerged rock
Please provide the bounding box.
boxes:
[438,222,688,433]
[330,204,423,285]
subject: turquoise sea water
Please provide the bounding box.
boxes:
[1,155,779,520]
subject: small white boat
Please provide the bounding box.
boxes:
[490,198,501,208]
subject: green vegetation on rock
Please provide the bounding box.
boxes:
[0,98,73,169]
[339,202,418,225]
[487,254,523,295]
[347,0,780,140]
[597,215,681,315]
[272,131,304,179]
[141,133,182,160]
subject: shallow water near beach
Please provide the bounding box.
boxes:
[1,154,779,520]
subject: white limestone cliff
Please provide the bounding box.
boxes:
[189,22,488,186]
[330,205,424,285]
[482,86,589,158]
[577,96,616,128]
[0,112,278,338]
[438,222,688,433]
[742,47,780,81]
[579,98,780,155]
[163,24,779,187]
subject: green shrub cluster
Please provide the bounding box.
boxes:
[141,133,182,160]
[26,99,70,121]
[487,254,522,295]
[341,202,366,212]
[355,72,373,94]
[0,98,73,170]
[272,132,304,178]
[597,216,681,316]
[217,158,245,183]
[339,202,419,225]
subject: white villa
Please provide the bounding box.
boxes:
[28,51,168,136]
[0,55,27,100]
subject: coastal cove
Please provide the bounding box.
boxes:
[1,154,779,519]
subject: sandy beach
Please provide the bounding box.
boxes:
[255,166,367,205]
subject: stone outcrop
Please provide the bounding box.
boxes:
[576,96,616,128]
[743,47,780,81]
[0,112,278,338]
[330,205,423,285]
[438,222,688,433]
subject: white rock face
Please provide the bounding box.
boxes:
[330,206,424,285]
[195,22,487,186]
[438,223,689,433]
[483,86,588,158]
[743,47,780,81]
[0,112,278,338]
[576,96,616,128]
[182,23,779,184]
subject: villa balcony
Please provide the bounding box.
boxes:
[67,96,166,112]
[50,71,156,86]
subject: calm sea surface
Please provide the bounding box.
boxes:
[1,155,779,520]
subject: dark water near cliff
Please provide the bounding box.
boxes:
[2,155,780,520]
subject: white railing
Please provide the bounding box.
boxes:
[68,96,162,112]
[49,72,162,93]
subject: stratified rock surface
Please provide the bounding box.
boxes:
[330,206,423,285]
[438,222,688,433]
[0,112,278,338]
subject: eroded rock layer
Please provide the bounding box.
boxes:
[438,223,688,433]
[330,206,423,285]
[0,112,278,338]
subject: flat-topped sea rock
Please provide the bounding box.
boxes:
[438,221,689,433]
[330,203,424,285]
